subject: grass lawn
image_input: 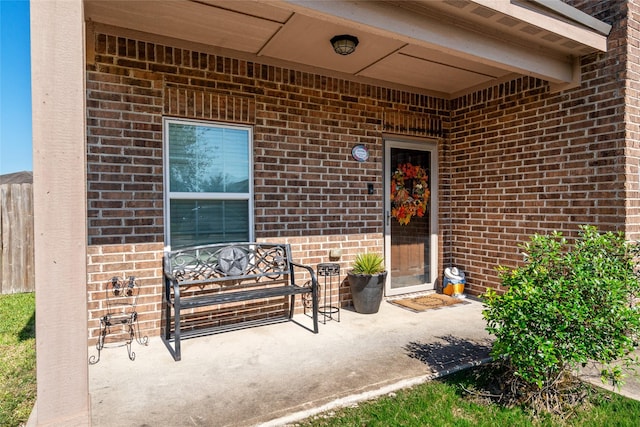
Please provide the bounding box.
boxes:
[0,292,36,427]
[297,366,640,426]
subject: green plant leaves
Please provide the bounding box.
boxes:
[483,225,640,392]
[351,253,385,275]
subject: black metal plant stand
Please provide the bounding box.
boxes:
[317,263,340,323]
[89,276,148,365]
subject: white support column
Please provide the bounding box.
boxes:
[29,0,89,425]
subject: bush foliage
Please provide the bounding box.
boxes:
[483,226,640,396]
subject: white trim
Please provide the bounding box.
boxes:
[162,118,255,249]
[524,0,611,36]
[167,192,251,200]
[383,137,439,297]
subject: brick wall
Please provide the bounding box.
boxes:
[620,1,640,239]
[86,28,445,340]
[569,0,640,241]
[87,243,163,342]
[448,1,629,295]
[86,32,447,246]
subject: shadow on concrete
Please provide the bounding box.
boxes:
[405,334,493,372]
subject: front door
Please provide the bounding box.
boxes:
[384,139,438,296]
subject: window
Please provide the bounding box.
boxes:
[163,118,253,249]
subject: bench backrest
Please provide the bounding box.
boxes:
[164,242,292,288]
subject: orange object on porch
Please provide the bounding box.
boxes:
[442,267,466,297]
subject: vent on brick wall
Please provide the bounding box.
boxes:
[383,111,444,137]
[164,85,256,124]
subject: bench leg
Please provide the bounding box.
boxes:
[174,304,181,361]
[164,299,171,341]
[289,295,295,319]
[311,288,319,334]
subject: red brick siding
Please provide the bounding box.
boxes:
[448,1,629,295]
[87,33,447,246]
[86,30,445,340]
[568,0,640,239]
[164,84,256,124]
[87,243,163,341]
[621,1,640,239]
[86,66,164,246]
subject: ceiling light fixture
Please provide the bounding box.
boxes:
[330,34,359,55]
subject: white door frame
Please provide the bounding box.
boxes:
[384,137,439,296]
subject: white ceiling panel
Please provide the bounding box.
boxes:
[259,14,405,75]
[85,0,283,54]
[398,45,511,80]
[84,0,610,97]
[359,53,498,94]
[198,0,293,23]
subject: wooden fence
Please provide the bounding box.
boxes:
[0,183,34,294]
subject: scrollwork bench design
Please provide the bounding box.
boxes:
[163,242,319,361]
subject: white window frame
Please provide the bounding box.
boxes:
[162,117,254,250]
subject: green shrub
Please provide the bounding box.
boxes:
[483,226,640,396]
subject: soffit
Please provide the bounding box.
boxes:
[84,0,610,98]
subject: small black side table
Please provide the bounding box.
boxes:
[316,263,341,323]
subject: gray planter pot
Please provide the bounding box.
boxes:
[347,271,387,314]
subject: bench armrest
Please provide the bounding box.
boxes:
[164,275,180,303]
[163,254,177,281]
[290,261,318,290]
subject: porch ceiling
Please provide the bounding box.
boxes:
[84,0,610,98]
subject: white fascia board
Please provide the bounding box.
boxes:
[276,0,574,83]
[473,0,609,50]
[528,0,611,35]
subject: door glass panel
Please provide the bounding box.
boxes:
[389,147,431,290]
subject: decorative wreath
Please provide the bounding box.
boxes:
[390,163,430,225]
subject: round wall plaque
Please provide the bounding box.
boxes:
[351,145,369,162]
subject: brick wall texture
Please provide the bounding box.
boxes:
[86,0,636,340]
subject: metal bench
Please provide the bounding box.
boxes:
[163,242,319,361]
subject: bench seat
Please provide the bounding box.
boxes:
[178,281,315,309]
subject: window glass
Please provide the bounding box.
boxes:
[168,124,250,193]
[165,119,252,248]
[169,200,250,247]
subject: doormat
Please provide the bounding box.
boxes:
[389,293,468,312]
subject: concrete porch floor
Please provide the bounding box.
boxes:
[89,297,493,426]
[88,296,640,426]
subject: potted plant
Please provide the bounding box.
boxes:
[347,252,387,314]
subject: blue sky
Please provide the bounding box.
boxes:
[0,0,32,174]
